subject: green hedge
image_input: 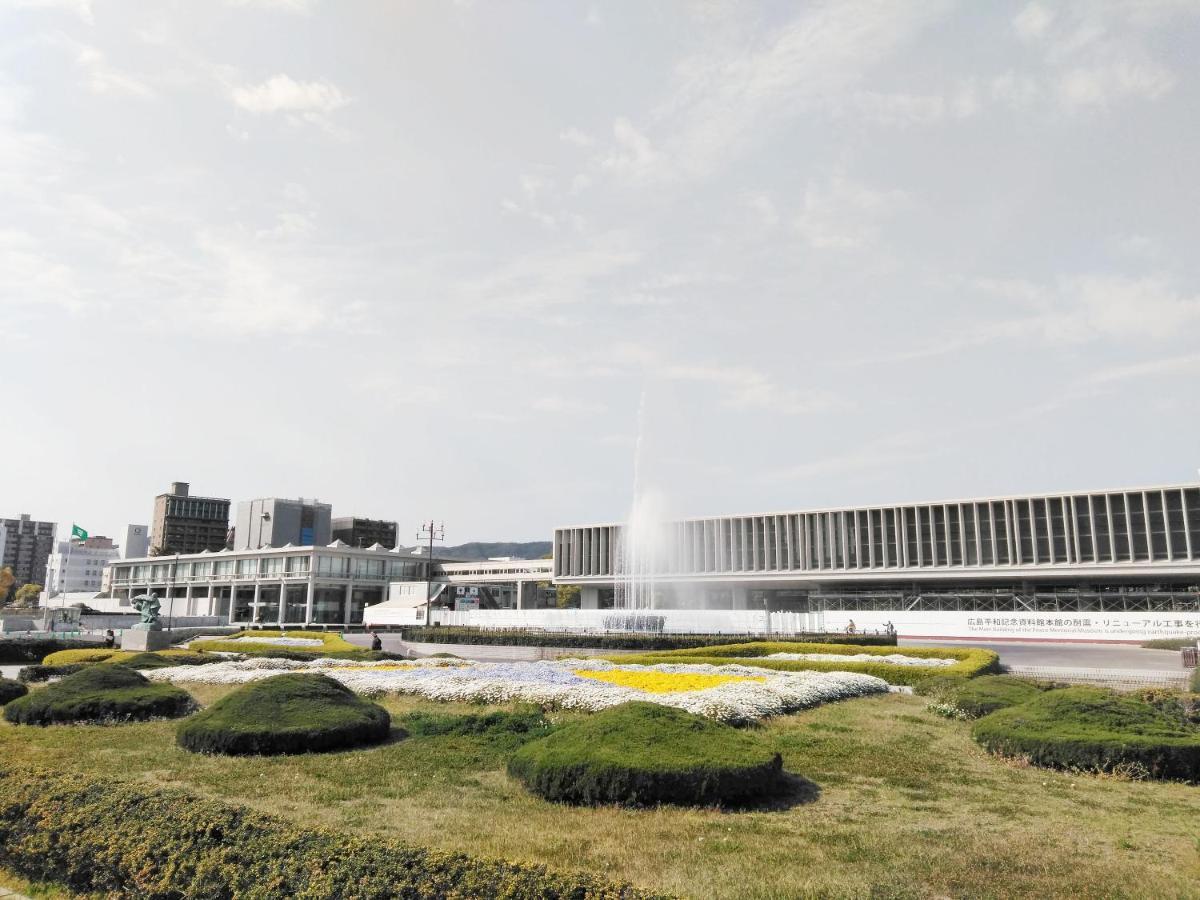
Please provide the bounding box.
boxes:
[1191,667,1200,694]
[400,709,551,740]
[0,638,95,664]
[0,770,663,899]
[604,642,999,686]
[17,663,90,684]
[190,629,395,661]
[0,678,27,705]
[1140,637,1199,650]
[972,686,1200,780]
[177,673,391,756]
[400,626,895,650]
[3,665,195,726]
[919,674,1059,719]
[508,702,786,807]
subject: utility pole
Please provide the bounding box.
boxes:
[418,520,445,626]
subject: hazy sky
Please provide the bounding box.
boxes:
[3,0,1199,546]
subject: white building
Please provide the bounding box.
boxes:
[122,524,150,559]
[44,537,121,597]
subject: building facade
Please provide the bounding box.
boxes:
[122,524,150,559]
[331,516,398,550]
[44,536,120,597]
[234,498,332,550]
[151,482,230,555]
[105,542,430,626]
[552,483,1200,641]
[1,514,57,589]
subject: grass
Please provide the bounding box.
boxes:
[508,702,785,807]
[177,673,391,756]
[919,674,1060,719]
[2,686,1198,897]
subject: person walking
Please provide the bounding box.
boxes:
[846,619,857,635]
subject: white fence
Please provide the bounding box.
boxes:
[428,608,827,636]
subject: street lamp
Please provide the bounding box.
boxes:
[418,521,445,626]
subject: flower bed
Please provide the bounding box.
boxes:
[147,657,887,724]
[398,626,896,650]
[606,641,999,686]
[189,629,364,656]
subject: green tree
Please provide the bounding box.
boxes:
[0,566,13,604]
[13,583,41,608]
[555,585,580,609]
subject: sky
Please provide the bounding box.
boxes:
[2,0,1199,547]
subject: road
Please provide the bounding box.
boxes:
[900,638,1185,672]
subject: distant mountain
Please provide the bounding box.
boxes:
[433,541,552,562]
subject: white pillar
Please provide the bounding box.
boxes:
[278,582,287,626]
[251,582,261,623]
[731,585,749,610]
[343,583,353,624]
[581,586,600,609]
[304,576,315,625]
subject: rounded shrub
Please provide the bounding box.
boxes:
[508,701,786,807]
[972,686,1200,780]
[3,665,195,726]
[177,673,391,756]
[0,677,28,705]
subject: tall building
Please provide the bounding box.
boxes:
[0,514,57,589]
[234,498,332,549]
[44,536,120,597]
[122,524,150,559]
[150,482,230,555]
[332,516,398,550]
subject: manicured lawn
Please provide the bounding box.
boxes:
[2,685,1197,898]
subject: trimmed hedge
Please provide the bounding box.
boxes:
[0,638,95,664]
[972,686,1200,780]
[401,626,896,650]
[177,673,391,756]
[17,663,90,684]
[401,709,552,740]
[0,770,664,900]
[40,647,216,668]
[919,675,1059,719]
[1141,637,1199,650]
[3,665,195,726]
[0,677,27,705]
[604,641,999,686]
[508,701,786,807]
[22,650,220,682]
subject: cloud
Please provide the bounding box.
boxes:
[225,0,314,11]
[4,0,93,23]
[660,363,835,416]
[600,117,659,177]
[1089,352,1200,385]
[231,74,348,114]
[558,127,594,147]
[1055,61,1175,108]
[1013,3,1055,42]
[74,45,155,98]
[795,171,908,250]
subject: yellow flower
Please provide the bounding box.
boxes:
[573,669,766,694]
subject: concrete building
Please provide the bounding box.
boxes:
[105,541,430,626]
[150,482,230,555]
[332,516,398,550]
[551,483,1200,642]
[44,536,120,597]
[234,498,332,550]
[122,524,150,559]
[1,514,57,590]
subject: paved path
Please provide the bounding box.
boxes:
[0,886,32,899]
[900,638,1186,672]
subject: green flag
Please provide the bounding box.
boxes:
[71,524,88,541]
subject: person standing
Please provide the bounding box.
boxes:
[369,630,383,652]
[104,629,116,648]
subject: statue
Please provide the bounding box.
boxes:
[130,592,162,629]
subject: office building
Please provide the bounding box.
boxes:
[105,542,430,625]
[44,536,120,597]
[234,498,332,550]
[332,516,398,550]
[1,514,57,589]
[122,524,150,559]
[150,482,230,555]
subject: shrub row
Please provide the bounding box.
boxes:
[508,702,786,807]
[972,686,1200,781]
[1191,667,1200,694]
[0,678,27,705]
[604,642,999,686]
[18,663,90,684]
[3,666,195,726]
[0,770,665,899]
[177,674,391,756]
[1140,637,1199,650]
[399,626,896,650]
[0,638,95,664]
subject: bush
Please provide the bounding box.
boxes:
[3,666,195,726]
[17,663,90,684]
[0,678,27,705]
[972,686,1200,780]
[1191,667,1200,694]
[177,673,391,756]
[40,648,123,667]
[0,770,661,900]
[0,638,95,664]
[605,642,999,686]
[508,701,786,807]
[400,626,895,650]
[922,675,1058,719]
[1141,637,1199,650]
